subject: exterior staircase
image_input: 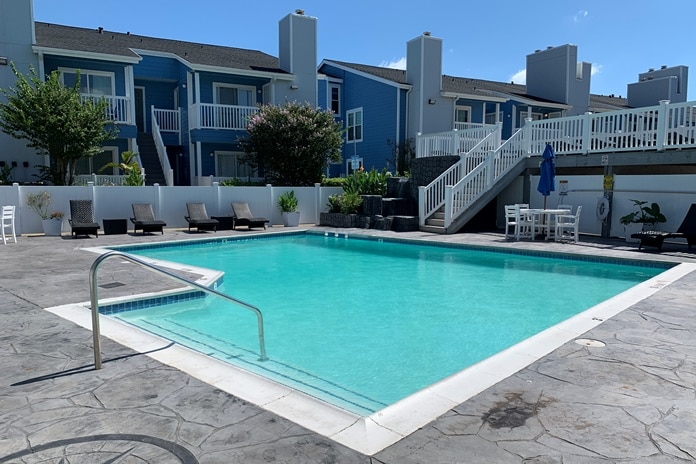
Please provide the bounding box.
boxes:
[136,132,166,186]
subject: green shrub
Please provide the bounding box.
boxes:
[342,167,390,196]
[321,177,345,187]
[326,192,363,214]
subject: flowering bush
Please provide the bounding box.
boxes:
[238,102,343,186]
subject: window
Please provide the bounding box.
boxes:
[485,111,503,124]
[346,108,363,142]
[454,105,471,124]
[214,84,255,106]
[329,83,341,115]
[60,68,114,96]
[75,147,117,175]
[216,151,258,179]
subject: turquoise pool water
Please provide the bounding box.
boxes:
[113,233,667,414]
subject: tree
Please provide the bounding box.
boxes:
[0,63,118,185]
[238,102,343,186]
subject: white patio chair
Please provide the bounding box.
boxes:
[504,204,532,240]
[2,205,17,244]
[547,204,573,239]
[555,205,583,243]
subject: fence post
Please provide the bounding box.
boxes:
[581,112,592,154]
[656,100,670,150]
[314,183,322,225]
[266,184,274,224]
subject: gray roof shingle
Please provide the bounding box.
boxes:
[34,22,287,74]
[324,60,629,110]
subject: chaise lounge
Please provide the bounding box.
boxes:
[185,203,219,233]
[631,203,696,251]
[131,203,167,235]
[231,202,269,230]
[69,199,100,238]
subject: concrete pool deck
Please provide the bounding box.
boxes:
[1,226,696,462]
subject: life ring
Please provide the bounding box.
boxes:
[596,197,610,222]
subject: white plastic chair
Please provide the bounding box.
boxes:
[548,204,573,239]
[555,205,583,242]
[2,205,17,244]
[504,204,532,240]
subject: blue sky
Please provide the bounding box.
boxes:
[34,0,695,99]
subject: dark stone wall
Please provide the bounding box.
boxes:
[409,156,460,201]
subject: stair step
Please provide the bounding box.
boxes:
[432,212,445,220]
[426,218,445,227]
[420,224,446,234]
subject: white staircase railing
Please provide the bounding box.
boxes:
[152,107,181,144]
[444,128,528,227]
[151,105,175,186]
[418,99,696,231]
[418,124,501,225]
[416,124,499,158]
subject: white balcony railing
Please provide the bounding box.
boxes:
[81,94,131,124]
[153,108,181,134]
[151,106,175,186]
[190,103,258,130]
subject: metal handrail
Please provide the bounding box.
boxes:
[89,250,268,369]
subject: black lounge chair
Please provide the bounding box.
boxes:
[631,203,696,251]
[231,202,269,230]
[131,203,166,235]
[185,203,218,232]
[69,199,100,238]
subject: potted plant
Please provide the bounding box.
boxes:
[619,199,666,243]
[27,191,64,236]
[278,190,300,227]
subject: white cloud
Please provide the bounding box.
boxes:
[509,69,526,85]
[379,57,407,70]
[591,63,602,76]
[573,10,589,23]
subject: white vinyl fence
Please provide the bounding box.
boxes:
[0,183,342,235]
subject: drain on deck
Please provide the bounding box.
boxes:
[99,282,126,289]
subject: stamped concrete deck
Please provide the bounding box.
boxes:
[1,226,695,463]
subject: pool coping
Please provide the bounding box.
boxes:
[49,231,696,455]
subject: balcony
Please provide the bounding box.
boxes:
[190,103,258,130]
[80,95,132,125]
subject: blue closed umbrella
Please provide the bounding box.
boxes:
[537,144,556,208]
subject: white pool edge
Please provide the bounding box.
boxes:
[46,254,696,455]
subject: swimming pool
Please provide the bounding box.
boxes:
[108,232,669,415]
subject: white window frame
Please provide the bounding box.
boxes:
[329,83,341,115]
[454,105,472,124]
[59,67,115,96]
[346,107,363,143]
[214,150,258,179]
[213,83,256,106]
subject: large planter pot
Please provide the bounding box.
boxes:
[623,222,644,243]
[281,211,301,227]
[42,218,63,236]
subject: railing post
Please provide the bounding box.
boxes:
[444,186,453,227]
[656,100,670,150]
[452,129,459,156]
[495,122,503,148]
[581,112,592,154]
[416,132,423,158]
[418,186,426,226]
[523,118,532,154]
[486,151,495,185]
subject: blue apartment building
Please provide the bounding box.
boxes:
[0,1,688,186]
